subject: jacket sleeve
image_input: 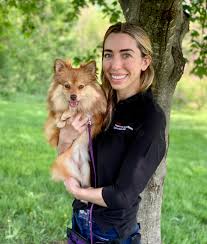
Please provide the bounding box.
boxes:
[102,109,166,209]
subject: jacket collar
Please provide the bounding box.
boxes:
[116,88,152,106]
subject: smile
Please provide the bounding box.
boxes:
[111,74,128,80]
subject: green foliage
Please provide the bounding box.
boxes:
[68,0,122,23]
[0,2,110,97]
[0,0,122,97]
[92,0,122,23]
[0,95,206,243]
[183,0,207,78]
[0,0,45,35]
[0,1,206,97]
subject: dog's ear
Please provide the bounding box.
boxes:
[83,61,96,75]
[54,59,66,73]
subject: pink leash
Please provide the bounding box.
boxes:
[88,119,96,244]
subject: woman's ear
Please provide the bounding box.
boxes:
[141,56,151,71]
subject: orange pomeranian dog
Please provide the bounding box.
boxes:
[45,59,107,187]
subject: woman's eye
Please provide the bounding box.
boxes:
[122,53,131,59]
[78,85,84,89]
[103,53,112,59]
[64,83,70,89]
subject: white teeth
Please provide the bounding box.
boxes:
[111,74,127,80]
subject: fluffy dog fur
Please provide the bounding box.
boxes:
[45,59,107,187]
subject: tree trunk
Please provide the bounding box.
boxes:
[118,0,189,243]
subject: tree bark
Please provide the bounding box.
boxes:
[118,1,189,243]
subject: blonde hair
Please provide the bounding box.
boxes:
[101,22,154,127]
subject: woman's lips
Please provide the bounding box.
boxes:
[110,74,128,84]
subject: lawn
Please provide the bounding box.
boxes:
[0,94,206,244]
[162,108,207,243]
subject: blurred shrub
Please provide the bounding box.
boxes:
[172,29,207,110]
[0,4,109,98]
[0,2,206,109]
[173,71,207,109]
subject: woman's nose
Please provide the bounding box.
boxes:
[110,56,123,70]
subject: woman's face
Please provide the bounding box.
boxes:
[103,33,150,100]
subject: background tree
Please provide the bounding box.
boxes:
[117,1,206,243]
[118,1,188,243]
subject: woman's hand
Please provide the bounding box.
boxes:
[64,177,81,197]
[64,178,107,207]
[57,113,88,154]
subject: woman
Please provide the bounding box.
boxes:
[58,22,166,243]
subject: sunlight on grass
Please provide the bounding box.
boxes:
[162,107,207,244]
[0,96,73,244]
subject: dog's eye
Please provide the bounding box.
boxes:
[64,84,71,89]
[78,85,84,89]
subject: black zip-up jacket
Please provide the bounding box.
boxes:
[73,89,166,239]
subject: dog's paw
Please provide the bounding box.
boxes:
[61,111,71,121]
[56,120,66,128]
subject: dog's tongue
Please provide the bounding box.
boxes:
[69,101,78,108]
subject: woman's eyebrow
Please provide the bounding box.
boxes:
[103,49,112,53]
[120,49,135,53]
[104,49,135,53]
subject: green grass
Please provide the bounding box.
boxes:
[162,109,207,243]
[0,94,73,244]
[0,94,207,244]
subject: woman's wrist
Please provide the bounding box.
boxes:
[73,187,82,200]
[74,187,107,207]
[74,187,92,200]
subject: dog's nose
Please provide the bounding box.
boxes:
[70,94,77,101]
